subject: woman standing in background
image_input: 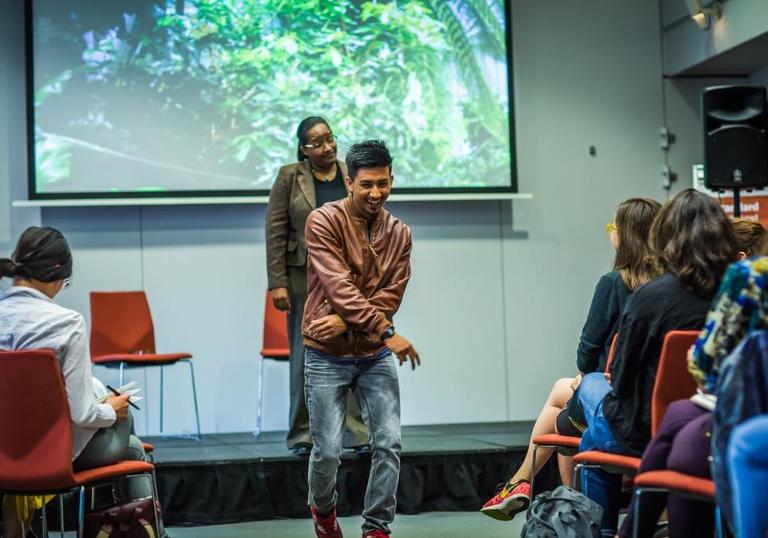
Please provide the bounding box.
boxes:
[265,116,368,456]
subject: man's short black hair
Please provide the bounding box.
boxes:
[345,140,393,180]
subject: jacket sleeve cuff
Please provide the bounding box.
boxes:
[372,316,392,340]
[268,277,289,290]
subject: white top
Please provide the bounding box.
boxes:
[0,286,116,459]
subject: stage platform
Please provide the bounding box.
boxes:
[146,421,561,526]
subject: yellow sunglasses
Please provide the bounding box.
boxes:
[605,222,618,234]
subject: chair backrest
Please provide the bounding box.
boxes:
[90,291,156,357]
[651,330,700,435]
[261,290,290,360]
[0,349,76,491]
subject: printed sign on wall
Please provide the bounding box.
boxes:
[693,165,768,228]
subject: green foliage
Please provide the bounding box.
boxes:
[38,0,511,189]
[35,134,73,192]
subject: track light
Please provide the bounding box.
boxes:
[685,0,723,30]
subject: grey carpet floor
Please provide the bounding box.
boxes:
[164,512,523,537]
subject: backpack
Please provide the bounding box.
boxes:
[521,486,603,538]
[83,496,158,538]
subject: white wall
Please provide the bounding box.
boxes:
[503,0,666,419]
[1,1,670,436]
[0,1,39,254]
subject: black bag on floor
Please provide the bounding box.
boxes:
[521,486,603,538]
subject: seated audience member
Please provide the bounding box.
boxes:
[728,414,768,538]
[577,188,736,535]
[0,226,166,538]
[618,222,768,538]
[731,217,768,261]
[480,198,661,521]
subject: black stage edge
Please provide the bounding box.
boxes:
[147,422,561,526]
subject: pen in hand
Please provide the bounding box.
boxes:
[106,384,141,410]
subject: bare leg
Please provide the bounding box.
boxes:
[557,454,575,488]
[510,378,574,483]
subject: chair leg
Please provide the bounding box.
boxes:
[160,364,165,436]
[145,447,161,501]
[528,444,541,517]
[40,500,48,538]
[573,463,583,492]
[58,496,65,538]
[255,356,265,437]
[148,471,162,538]
[632,488,643,538]
[715,505,724,538]
[77,486,86,538]
[187,360,202,441]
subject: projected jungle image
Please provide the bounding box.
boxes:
[32,0,512,195]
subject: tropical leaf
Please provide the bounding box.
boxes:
[454,0,506,59]
[424,0,507,143]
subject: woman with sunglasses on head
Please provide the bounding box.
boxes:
[481,198,661,522]
[577,189,737,536]
[0,226,166,538]
[265,117,368,456]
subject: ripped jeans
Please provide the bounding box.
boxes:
[305,347,401,534]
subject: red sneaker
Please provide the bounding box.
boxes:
[480,478,531,521]
[311,506,343,537]
[362,530,388,538]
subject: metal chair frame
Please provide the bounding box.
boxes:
[113,359,202,441]
[25,471,161,538]
[632,484,725,538]
[529,439,579,500]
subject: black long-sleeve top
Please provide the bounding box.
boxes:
[576,271,631,374]
[604,273,710,456]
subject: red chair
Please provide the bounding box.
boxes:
[256,290,290,436]
[530,334,620,495]
[629,332,723,537]
[90,291,201,440]
[0,349,159,538]
[631,471,723,538]
[573,330,699,488]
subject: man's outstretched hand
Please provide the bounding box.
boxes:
[386,333,421,370]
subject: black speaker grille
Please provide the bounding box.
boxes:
[705,125,768,189]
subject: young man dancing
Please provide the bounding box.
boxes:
[303,139,420,538]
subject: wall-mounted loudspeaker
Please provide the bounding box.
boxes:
[702,85,768,190]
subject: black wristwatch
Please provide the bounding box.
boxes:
[380,326,396,341]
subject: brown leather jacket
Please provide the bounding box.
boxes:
[302,197,412,358]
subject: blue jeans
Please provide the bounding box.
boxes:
[578,372,625,537]
[728,414,768,538]
[305,347,401,534]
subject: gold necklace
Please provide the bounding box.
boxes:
[311,163,337,182]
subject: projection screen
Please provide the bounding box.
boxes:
[27,0,516,199]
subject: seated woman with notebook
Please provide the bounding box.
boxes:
[0,226,164,538]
